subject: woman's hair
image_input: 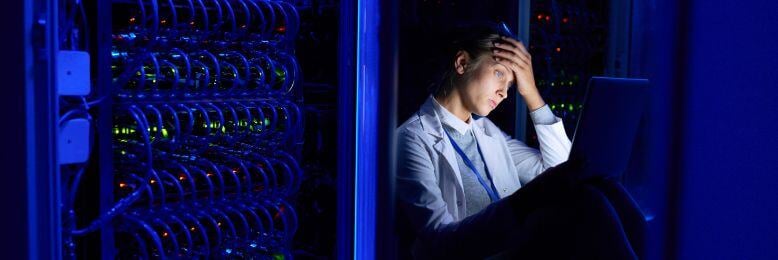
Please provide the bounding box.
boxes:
[430,22,514,97]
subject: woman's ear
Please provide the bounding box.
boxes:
[454,50,470,75]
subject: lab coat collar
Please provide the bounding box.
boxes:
[418,95,506,200]
[419,96,465,200]
[430,96,472,135]
[419,95,497,139]
[418,95,445,138]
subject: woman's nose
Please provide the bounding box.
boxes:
[497,88,507,99]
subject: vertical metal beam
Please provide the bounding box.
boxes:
[336,0,357,258]
[514,0,530,142]
[28,0,61,258]
[2,0,30,258]
[664,0,692,258]
[606,0,633,77]
[354,0,378,257]
[95,0,116,258]
[376,0,399,258]
[354,0,399,258]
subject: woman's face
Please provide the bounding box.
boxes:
[458,57,514,116]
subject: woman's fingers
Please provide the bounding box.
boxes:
[493,42,530,63]
[494,56,528,86]
[493,45,531,71]
[493,48,530,67]
[500,36,531,57]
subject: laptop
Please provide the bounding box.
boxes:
[569,77,650,179]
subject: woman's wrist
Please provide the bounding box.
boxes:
[521,89,546,111]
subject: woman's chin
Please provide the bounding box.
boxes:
[474,108,491,117]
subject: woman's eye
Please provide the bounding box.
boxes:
[495,70,504,78]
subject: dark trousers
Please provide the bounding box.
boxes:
[397,162,647,259]
[491,171,646,259]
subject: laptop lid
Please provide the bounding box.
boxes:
[570,77,650,179]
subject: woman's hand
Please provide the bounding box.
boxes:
[492,36,546,111]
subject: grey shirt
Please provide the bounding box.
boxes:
[443,124,493,217]
[433,98,558,217]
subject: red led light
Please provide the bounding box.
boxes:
[545,16,551,21]
[563,17,569,23]
[556,47,561,52]
[537,14,543,20]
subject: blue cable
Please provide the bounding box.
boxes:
[189,164,217,201]
[197,158,227,199]
[243,0,265,35]
[195,210,224,248]
[160,170,186,203]
[70,185,147,236]
[122,214,166,258]
[153,218,180,255]
[209,0,224,31]
[223,206,251,239]
[219,0,237,33]
[129,232,150,258]
[169,161,198,201]
[194,0,209,34]
[129,174,156,208]
[167,215,194,256]
[181,212,210,255]
[235,202,265,235]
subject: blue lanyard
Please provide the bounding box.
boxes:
[444,130,500,202]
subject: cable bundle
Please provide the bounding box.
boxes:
[64,0,303,258]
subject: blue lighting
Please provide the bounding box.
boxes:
[354,0,379,258]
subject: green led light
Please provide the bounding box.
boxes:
[273,253,284,260]
[162,128,169,138]
[561,104,565,108]
[569,104,573,111]
[264,118,270,126]
[550,82,555,87]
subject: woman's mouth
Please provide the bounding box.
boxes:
[489,99,497,109]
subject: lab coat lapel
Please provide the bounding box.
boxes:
[433,137,464,190]
[419,97,465,194]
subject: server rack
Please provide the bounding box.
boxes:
[31,0,351,258]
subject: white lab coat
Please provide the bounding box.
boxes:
[396,95,572,257]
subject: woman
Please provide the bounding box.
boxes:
[396,23,641,259]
